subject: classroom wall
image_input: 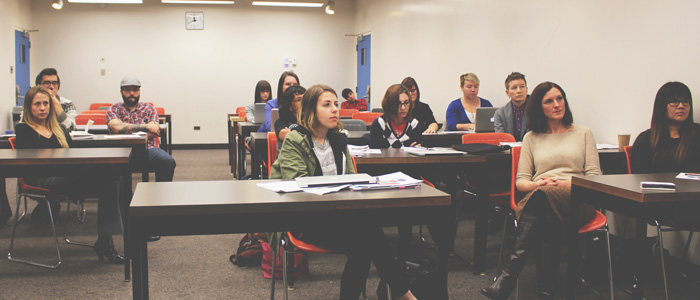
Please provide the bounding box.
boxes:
[23,0,357,144]
[0,0,33,130]
[354,0,700,264]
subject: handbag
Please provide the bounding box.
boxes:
[261,240,309,279]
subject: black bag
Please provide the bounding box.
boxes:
[229,233,267,267]
[453,143,511,154]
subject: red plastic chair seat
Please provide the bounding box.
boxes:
[286,232,337,254]
[579,210,607,234]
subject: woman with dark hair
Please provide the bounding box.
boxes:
[369,84,423,148]
[274,85,306,151]
[245,80,272,123]
[15,86,125,264]
[259,72,300,132]
[481,82,601,300]
[270,85,417,300]
[446,73,493,131]
[630,81,700,173]
[402,77,439,133]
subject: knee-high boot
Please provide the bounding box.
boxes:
[481,212,540,300]
[535,238,560,300]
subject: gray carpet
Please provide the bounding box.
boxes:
[0,149,698,299]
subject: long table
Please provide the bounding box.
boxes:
[128,180,451,299]
[0,148,133,278]
[567,173,700,300]
[75,123,170,154]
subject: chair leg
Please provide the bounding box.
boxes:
[494,212,514,281]
[8,194,62,269]
[63,199,92,247]
[283,247,289,300]
[654,221,670,300]
[604,225,615,300]
[270,247,277,300]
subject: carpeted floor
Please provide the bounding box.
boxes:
[0,149,698,299]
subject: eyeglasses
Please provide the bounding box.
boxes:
[668,99,691,107]
[121,87,140,93]
[41,81,59,87]
[409,88,417,94]
[398,101,410,108]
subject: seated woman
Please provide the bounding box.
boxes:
[274,85,306,151]
[270,84,417,300]
[446,73,492,131]
[369,84,423,148]
[630,81,700,226]
[15,86,125,264]
[258,71,300,133]
[402,77,439,133]
[481,82,601,300]
[246,80,272,123]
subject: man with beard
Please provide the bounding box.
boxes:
[107,76,176,184]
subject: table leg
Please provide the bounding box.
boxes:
[631,220,647,300]
[566,184,582,300]
[131,229,149,300]
[122,172,132,281]
[473,188,489,275]
[0,177,11,227]
[237,133,246,179]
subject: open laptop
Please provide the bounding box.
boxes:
[295,173,373,188]
[252,103,266,124]
[474,107,498,132]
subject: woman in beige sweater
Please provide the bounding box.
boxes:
[482,82,601,300]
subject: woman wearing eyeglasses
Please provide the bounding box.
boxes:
[402,77,439,134]
[630,81,700,173]
[369,84,423,148]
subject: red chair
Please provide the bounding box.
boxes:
[352,112,382,125]
[89,103,113,110]
[79,110,107,115]
[503,147,613,299]
[76,114,107,126]
[155,107,165,115]
[236,106,246,115]
[7,137,71,268]
[339,108,360,118]
[266,132,277,177]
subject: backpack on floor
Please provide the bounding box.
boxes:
[229,233,267,267]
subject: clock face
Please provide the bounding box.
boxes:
[186,12,204,30]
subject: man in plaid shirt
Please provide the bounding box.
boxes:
[107,76,176,182]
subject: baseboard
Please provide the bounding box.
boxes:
[170,143,228,150]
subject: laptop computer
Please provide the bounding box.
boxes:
[295,173,374,188]
[252,103,266,124]
[474,107,498,133]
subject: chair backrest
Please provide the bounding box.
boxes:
[462,132,515,145]
[8,137,16,149]
[351,155,358,173]
[267,132,277,176]
[239,110,247,122]
[76,114,107,125]
[80,110,107,115]
[510,146,521,212]
[623,145,633,174]
[155,107,165,115]
[352,112,383,125]
[340,119,366,132]
[340,109,360,118]
[236,106,246,115]
[89,103,113,110]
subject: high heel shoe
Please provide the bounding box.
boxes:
[94,235,125,264]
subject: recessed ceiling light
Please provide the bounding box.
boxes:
[252,1,323,8]
[162,0,234,4]
[67,0,142,3]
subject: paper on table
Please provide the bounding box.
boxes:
[256,181,302,193]
[676,173,700,180]
[303,184,351,195]
[104,134,143,139]
[500,142,521,147]
[69,132,95,140]
[349,145,381,156]
[351,171,422,191]
[596,144,619,150]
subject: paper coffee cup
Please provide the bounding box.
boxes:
[618,134,631,151]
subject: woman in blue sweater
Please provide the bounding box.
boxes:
[446,73,492,131]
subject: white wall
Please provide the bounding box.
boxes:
[355,0,700,145]
[355,0,700,263]
[0,0,32,130]
[26,0,357,144]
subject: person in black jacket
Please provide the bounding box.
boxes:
[402,76,439,133]
[15,86,125,264]
[369,84,423,148]
[274,85,306,151]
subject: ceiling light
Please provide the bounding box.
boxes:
[52,0,64,10]
[324,0,334,14]
[162,0,234,3]
[67,0,142,3]
[252,1,323,8]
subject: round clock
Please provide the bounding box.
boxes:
[185,11,204,30]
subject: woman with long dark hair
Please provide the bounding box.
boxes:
[482,82,601,300]
[401,77,438,133]
[246,80,272,123]
[369,84,423,148]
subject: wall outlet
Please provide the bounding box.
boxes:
[194,126,201,130]
[100,69,106,76]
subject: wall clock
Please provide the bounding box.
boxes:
[186,11,204,30]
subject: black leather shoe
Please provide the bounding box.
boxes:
[147,236,161,242]
[94,235,125,264]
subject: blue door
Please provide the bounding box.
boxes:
[15,30,30,106]
[356,34,371,111]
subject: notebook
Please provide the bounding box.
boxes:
[295,173,373,188]
[474,107,498,133]
[252,103,266,124]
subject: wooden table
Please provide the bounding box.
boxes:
[75,124,170,154]
[128,180,451,299]
[232,122,261,179]
[567,173,700,300]
[0,148,133,279]
[227,114,245,178]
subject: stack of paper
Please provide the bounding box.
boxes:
[348,145,381,156]
[350,171,422,191]
[69,132,95,140]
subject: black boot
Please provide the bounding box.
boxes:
[536,240,560,300]
[94,235,125,264]
[481,212,539,300]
